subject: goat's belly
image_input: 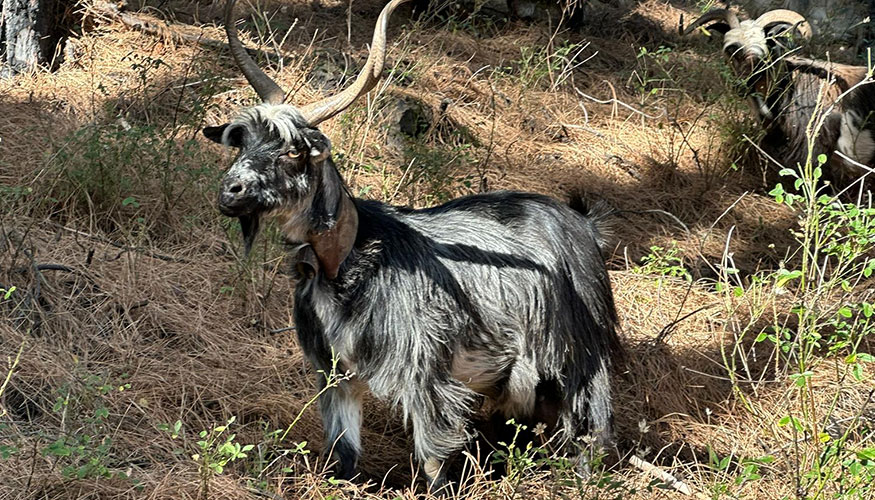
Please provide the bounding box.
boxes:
[451,349,512,397]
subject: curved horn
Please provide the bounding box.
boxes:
[755,9,812,40]
[682,9,741,36]
[299,0,412,126]
[225,0,286,104]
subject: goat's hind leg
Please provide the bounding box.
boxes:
[558,357,615,474]
[319,378,366,480]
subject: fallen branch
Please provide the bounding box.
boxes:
[51,224,192,264]
[629,455,696,496]
[575,87,667,120]
[654,304,718,344]
[86,1,291,62]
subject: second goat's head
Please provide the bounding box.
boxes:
[205,0,409,276]
[683,8,812,80]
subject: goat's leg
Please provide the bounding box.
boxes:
[423,457,449,492]
[583,358,614,451]
[407,379,475,490]
[319,378,366,480]
[556,357,615,474]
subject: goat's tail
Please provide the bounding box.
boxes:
[567,192,617,255]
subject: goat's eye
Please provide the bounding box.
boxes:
[277,150,305,171]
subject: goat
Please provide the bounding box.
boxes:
[204,0,621,488]
[684,8,875,185]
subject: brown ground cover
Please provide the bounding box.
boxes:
[1,1,873,499]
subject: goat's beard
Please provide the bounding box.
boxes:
[239,214,260,257]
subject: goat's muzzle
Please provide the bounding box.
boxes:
[218,178,257,216]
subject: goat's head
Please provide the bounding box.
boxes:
[205,0,409,276]
[683,8,812,80]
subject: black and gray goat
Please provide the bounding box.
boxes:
[204,0,621,487]
[684,8,875,184]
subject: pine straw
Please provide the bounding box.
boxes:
[1,0,873,499]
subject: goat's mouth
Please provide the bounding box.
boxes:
[236,213,261,256]
[218,202,254,218]
[218,190,260,217]
[217,199,262,255]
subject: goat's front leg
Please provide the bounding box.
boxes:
[319,378,366,480]
[408,379,475,491]
[423,456,449,492]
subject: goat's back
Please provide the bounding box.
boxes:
[320,191,619,386]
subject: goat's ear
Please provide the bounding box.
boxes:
[203,124,246,148]
[302,129,338,231]
[203,124,228,144]
[309,160,343,232]
[305,131,332,164]
[308,164,358,280]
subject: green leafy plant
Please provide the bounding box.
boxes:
[50,123,214,225]
[632,45,679,105]
[508,41,592,92]
[159,416,255,500]
[36,372,134,482]
[634,243,692,282]
[488,419,653,500]
[714,65,875,499]
[192,417,253,499]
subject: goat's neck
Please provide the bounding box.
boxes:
[308,191,358,280]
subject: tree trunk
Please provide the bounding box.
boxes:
[1,0,70,77]
[2,0,42,76]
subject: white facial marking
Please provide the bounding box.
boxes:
[232,103,308,144]
[293,173,309,192]
[227,159,260,185]
[724,22,767,60]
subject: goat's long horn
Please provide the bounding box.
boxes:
[225,0,286,104]
[299,0,411,127]
[682,8,741,35]
[755,9,812,39]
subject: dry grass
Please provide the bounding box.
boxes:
[1,1,873,499]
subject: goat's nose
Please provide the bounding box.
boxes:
[227,182,245,196]
[220,181,247,207]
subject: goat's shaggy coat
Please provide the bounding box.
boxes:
[206,104,622,483]
[294,190,621,478]
[759,62,875,181]
[208,0,621,484]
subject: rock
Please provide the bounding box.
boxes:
[747,0,868,41]
[382,96,434,151]
[480,0,511,15]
